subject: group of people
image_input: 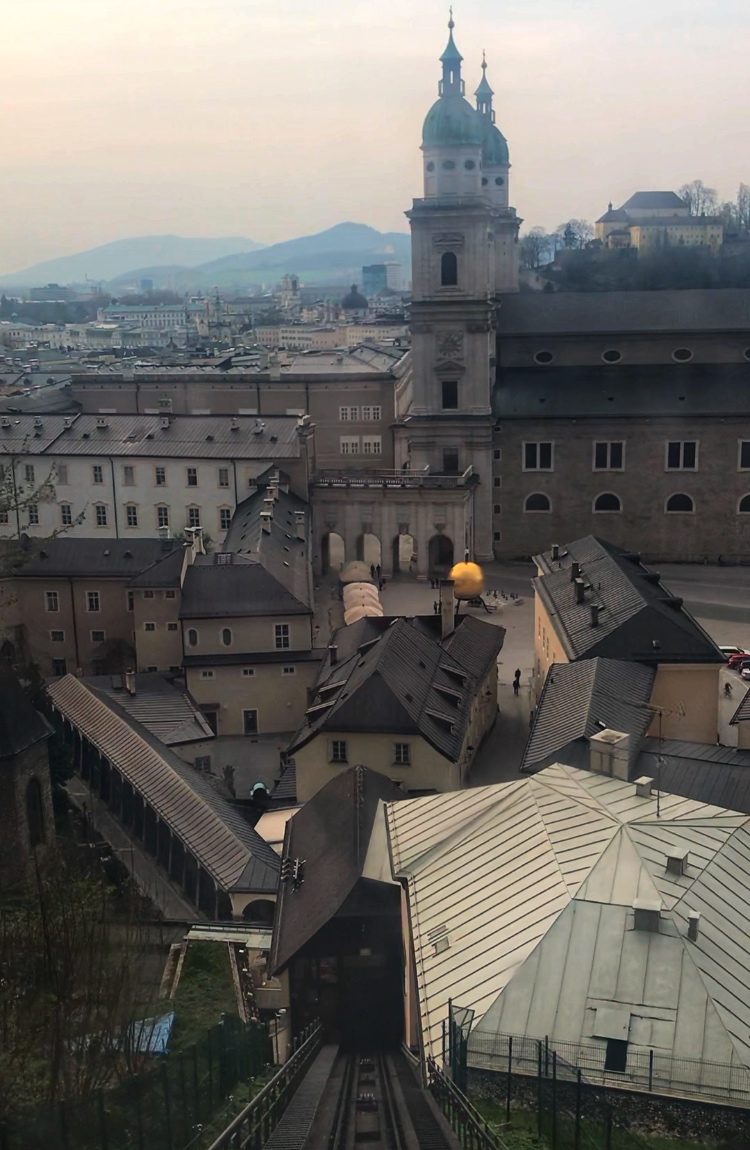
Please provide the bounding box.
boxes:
[369,563,385,591]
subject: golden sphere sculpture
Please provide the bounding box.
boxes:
[449,560,484,600]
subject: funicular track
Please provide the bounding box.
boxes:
[318,1047,457,1150]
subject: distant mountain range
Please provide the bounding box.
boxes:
[0,235,260,288]
[1,223,411,292]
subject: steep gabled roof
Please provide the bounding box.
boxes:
[522,658,655,773]
[270,766,403,972]
[533,537,723,665]
[223,486,310,608]
[288,616,504,762]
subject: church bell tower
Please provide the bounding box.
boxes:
[405,14,520,561]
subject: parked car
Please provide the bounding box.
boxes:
[720,645,750,659]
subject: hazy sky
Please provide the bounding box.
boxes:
[2,0,749,272]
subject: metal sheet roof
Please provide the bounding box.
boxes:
[47,675,279,894]
[496,289,750,336]
[12,538,179,579]
[83,673,214,745]
[386,765,742,1062]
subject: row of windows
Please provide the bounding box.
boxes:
[338,406,382,422]
[185,623,291,649]
[339,437,382,456]
[514,491,750,515]
[329,739,411,765]
[533,348,750,366]
[45,589,177,614]
[142,622,179,633]
[51,464,234,489]
[519,440,750,472]
[198,666,296,679]
[49,629,107,643]
[10,503,236,532]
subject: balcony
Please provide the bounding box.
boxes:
[313,465,474,491]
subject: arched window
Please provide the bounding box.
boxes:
[665,493,694,513]
[524,493,551,513]
[26,778,45,847]
[738,494,750,514]
[221,627,232,647]
[440,251,458,286]
[187,628,198,647]
[593,492,622,513]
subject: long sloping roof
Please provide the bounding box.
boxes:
[270,767,403,972]
[82,673,214,745]
[288,616,504,762]
[636,738,750,812]
[12,538,179,579]
[533,536,723,665]
[521,658,655,773]
[47,675,279,894]
[495,289,750,336]
[386,765,750,1076]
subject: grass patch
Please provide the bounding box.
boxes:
[170,941,238,1050]
[472,1098,719,1150]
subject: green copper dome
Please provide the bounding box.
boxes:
[482,121,509,166]
[422,94,483,148]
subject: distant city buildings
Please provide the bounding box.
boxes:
[362,262,403,296]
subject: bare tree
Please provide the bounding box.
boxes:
[520,227,554,269]
[678,179,718,216]
[736,183,750,235]
[554,219,594,250]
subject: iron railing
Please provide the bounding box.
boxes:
[205,1022,321,1150]
[427,1057,509,1150]
[467,1030,750,1108]
[313,465,474,490]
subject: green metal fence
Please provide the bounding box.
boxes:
[0,1015,273,1150]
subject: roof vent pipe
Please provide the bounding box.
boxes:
[590,603,601,627]
[328,644,338,666]
[633,898,662,933]
[635,776,653,798]
[551,543,560,561]
[124,669,136,696]
[570,561,581,582]
[687,910,700,942]
[574,577,586,605]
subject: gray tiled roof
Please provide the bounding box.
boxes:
[83,673,214,745]
[129,546,184,588]
[11,537,180,579]
[17,412,303,460]
[179,554,310,619]
[533,537,724,665]
[637,738,750,813]
[494,364,750,419]
[47,675,279,894]
[622,191,688,210]
[521,658,655,774]
[224,486,311,607]
[270,766,403,972]
[496,289,750,336]
[289,615,504,761]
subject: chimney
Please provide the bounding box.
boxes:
[551,543,559,561]
[269,353,281,381]
[634,776,653,798]
[158,525,171,550]
[124,669,136,696]
[439,579,456,640]
[687,910,700,942]
[230,416,239,431]
[666,847,689,876]
[570,561,581,582]
[328,644,338,665]
[294,510,306,541]
[590,603,601,627]
[633,898,662,933]
[588,728,630,780]
[574,577,586,604]
[260,510,272,533]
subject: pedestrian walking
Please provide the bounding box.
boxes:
[370,563,376,580]
[376,564,381,581]
[433,600,439,614]
[513,668,521,696]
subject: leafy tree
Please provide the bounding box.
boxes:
[554,219,594,250]
[678,179,718,216]
[736,183,750,235]
[520,227,554,269]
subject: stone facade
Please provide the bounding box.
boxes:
[0,734,54,888]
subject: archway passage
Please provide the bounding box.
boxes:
[322,531,346,574]
[0,640,15,664]
[356,533,381,568]
[242,898,275,925]
[428,534,454,577]
[392,533,416,575]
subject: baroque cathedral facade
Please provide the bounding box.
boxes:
[314,15,750,570]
